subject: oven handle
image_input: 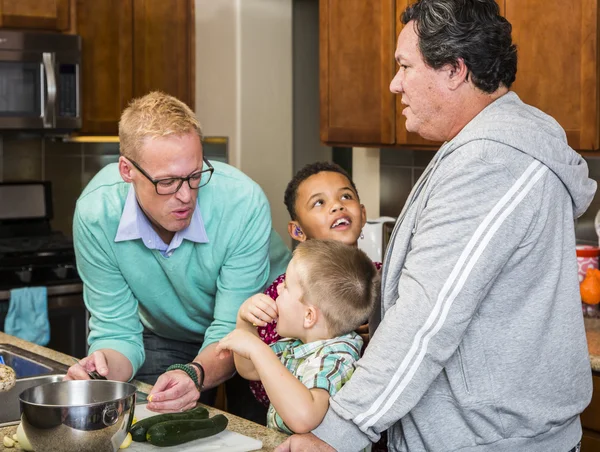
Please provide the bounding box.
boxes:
[42,52,56,129]
[0,283,82,302]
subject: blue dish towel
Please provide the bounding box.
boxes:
[5,287,50,346]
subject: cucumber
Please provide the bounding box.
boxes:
[130,405,209,442]
[146,414,229,447]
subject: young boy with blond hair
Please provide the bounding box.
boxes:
[216,239,379,434]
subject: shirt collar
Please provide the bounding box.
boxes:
[115,185,209,251]
[282,332,360,359]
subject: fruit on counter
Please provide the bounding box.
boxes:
[0,364,16,392]
[580,268,600,305]
[3,435,15,448]
[146,414,229,447]
[119,432,133,449]
[130,405,209,442]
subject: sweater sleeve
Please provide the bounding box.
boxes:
[73,206,145,376]
[313,155,542,449]
[202,185,274,348]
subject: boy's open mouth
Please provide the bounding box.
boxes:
[331,216,351,229]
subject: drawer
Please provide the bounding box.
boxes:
[582,429,600,452]
[582,374,600,432]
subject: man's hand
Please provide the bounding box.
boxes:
[215,328,266,360]
[63,350,110,381]
[238,293,278,327]
[146,369,200,413]
[275,433,336,452]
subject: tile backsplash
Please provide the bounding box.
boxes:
[2,138,600,244]
[380,149,435,218]
[0,136,228,239]
[379,149,600,245]
[0,136,120,237]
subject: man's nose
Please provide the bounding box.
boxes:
[175,181,192,203]
[390,72,402,94]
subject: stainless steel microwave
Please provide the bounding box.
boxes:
[0,30,81,131]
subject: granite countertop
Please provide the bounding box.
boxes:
[585,318,600,373]
[0,332,288,452]
[2,320,600,451]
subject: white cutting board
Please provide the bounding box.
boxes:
[128,404,263,452]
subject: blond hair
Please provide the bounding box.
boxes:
[118,91,203,160]
[293,240,380,337]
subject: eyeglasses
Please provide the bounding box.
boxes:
[127,157,214,195]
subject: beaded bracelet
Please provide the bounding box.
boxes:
[166,363,200,390]
[187,362,205,390]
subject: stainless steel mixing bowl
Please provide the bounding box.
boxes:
[19,380,137,452]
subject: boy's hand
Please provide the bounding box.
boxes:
[216,329,266,360]
[238,293,278,327]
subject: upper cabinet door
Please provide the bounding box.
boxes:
[0,0,70,31]
[76,0,133,135]
[320,0,396,146]
[132,0,195,110]
[505,0,598,150]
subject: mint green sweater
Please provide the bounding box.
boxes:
[73,162,291,375]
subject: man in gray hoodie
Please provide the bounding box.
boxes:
[276,1,597,451]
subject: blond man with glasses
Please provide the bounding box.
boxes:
[65,91,291,424]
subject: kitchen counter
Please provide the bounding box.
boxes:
[0,332,288,452]
[585,318,600,373]
[2,319,600,451]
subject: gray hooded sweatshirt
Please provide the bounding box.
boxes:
[313,92,597,452]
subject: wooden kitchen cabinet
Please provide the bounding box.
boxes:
[132,0,195,110]
[76,0,132,135]
[0,0,70,31]
[320,0,600,151]
[319,0,396,146]
[76,0,194,135]
[504,0,598,150]
[582,372,600,452]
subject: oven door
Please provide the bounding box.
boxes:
[0,283,88,358]
[0,51,80,130]
[0,50,47,129]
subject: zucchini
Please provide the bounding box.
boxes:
[146,414,229,447]
[130,405,209,442]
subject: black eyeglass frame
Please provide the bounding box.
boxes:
[127,157,214,195]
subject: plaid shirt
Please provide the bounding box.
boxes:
[266,331,363,434]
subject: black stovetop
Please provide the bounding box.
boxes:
[0,232,80,290]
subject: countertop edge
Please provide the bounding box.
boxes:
[0,332,288,452]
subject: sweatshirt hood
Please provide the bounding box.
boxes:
[440,91,596,218]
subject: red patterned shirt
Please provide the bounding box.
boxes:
[249,262,383,407]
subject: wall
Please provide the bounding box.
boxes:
[195,0,293,246]
[293,0,331,175]
[374,148,600,245]
[0,136,119,236]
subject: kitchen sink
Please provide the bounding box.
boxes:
[0,343,69,378]
[0,374,64,427]
[0,344,148,427]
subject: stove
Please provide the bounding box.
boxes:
[0,181,80,291]
[0,181,86,357]
[0,232,79,290]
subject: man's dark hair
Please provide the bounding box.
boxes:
[402,0,517,93]
[284,162,359,221]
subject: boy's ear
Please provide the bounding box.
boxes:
[288,221,307,242]
[303,305,318,329]
[360,204,367,229]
